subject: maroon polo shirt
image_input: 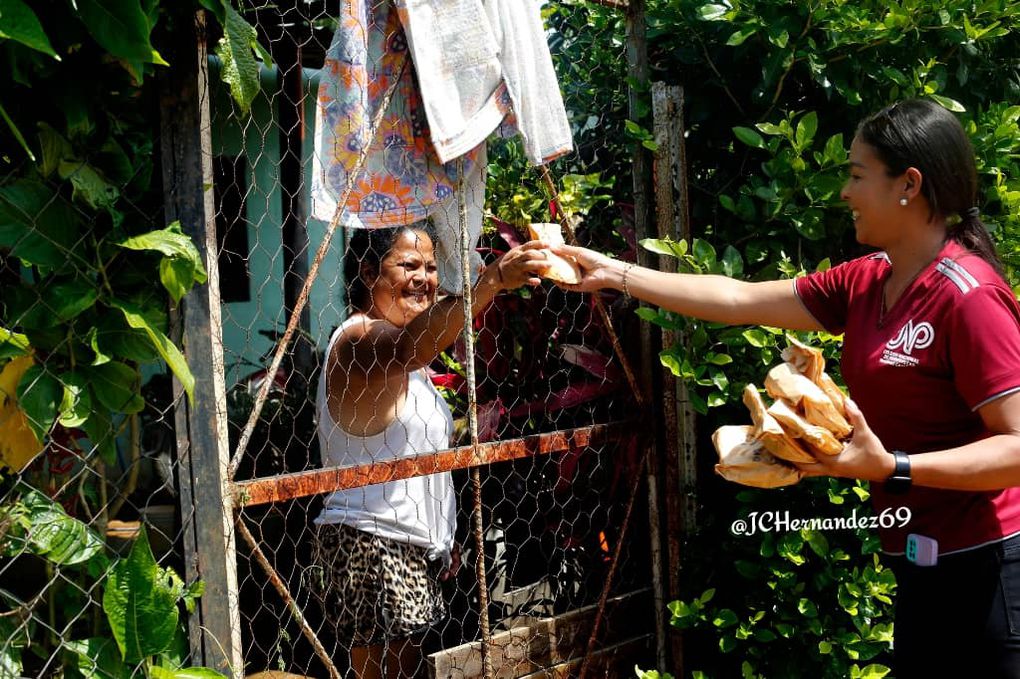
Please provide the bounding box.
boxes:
[795,239,1020,554]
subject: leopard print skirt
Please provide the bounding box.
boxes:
[310,523,446,646]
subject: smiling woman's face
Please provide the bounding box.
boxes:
[841,136,908,248]
[366,229,438,326]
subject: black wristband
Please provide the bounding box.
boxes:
[883,450,912,495]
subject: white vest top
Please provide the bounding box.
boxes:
[314,318,456,565]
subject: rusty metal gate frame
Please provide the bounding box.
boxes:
[162,1,696,676]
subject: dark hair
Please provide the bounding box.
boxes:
[343,223,436,312]
[856,98,1002,274]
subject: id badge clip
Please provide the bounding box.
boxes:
[905,533,938,567]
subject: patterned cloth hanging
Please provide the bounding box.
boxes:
[310,0,508,229]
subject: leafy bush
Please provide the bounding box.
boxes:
[1,1,265,675]
[1,485,217,677]
[537,0,1020,676]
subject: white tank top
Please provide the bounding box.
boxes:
[314,318,456,565]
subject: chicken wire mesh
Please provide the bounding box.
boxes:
[0,151,193,678]
[0,1,664,677]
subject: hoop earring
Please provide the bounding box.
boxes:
[899,198,908,206]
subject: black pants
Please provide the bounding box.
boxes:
[890,534,1020,678]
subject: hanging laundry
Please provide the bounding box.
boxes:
[310,0,502,231]
[396,0,574,166]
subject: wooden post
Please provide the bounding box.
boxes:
[625,0,670,672]
[159,9,242,676]
[651,81,696,676]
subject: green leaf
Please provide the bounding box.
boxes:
[733,126,766,149]
[726,26,757,46]
[854,664,891,679]
[151,668,225,679]
[713,608,739,628]
[795,111,819,149]
[0,326,31,360]
[930,94,966,113]
[37,123,73,178]
[93,314,160,363]
[756,122,785,137]
[85,327,112,366]
[16,364,61,440]
[803,529,829,557]
[0,101,35,161]
[706,353,733,366]
[823,133,846,165]
[119,222,208,302]
[0,617,25,676]
[159,256,197,304]
[721,245,744,278]
[45,277,100,322]
[112,300,195,403]
[640,237,688,260]
[697,4,729,21]
[58,160,120,210]
[797,598,818,618]
[82,407,117,464]
[104,526,180,663]
[8,488,108,567]
[215,4,262,114]
[182,579,205,614]
[118,221,203,262]
[0,181,79,268]
[77,0,160,64]
[0,0,58,58]
[742,329,768,347]
[87,360,144,414]
[58,371,92,428]
[63,637,131,679]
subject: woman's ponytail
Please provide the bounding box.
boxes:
[950,207,1004,277]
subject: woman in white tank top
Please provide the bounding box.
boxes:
[312,223,549,678]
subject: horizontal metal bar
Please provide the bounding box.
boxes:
[233,421,634,507]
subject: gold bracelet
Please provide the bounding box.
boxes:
[621,263,634,299]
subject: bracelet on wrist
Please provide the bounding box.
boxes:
[621,263,635,299]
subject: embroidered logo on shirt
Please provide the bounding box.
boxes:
[881,320,934,366]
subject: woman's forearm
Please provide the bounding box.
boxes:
[607,263,821,330]
[910,435,1020,491]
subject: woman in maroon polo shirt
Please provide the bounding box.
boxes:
[551,99,1020,677]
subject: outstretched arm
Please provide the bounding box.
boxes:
[552,243,823,331]
[338,241,551,377]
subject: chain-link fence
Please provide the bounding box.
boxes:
[1,0,686,677]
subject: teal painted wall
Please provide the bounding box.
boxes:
[209,63,346,387]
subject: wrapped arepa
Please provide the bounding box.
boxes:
[781,336,825,381]
[767,399,844,457]
[764,362,852,439]
[527,223,582,284]
[742,384,816,464]
[713,425,801,488]
[781,337,848,419]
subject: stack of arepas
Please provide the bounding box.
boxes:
[713,338,853,488]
